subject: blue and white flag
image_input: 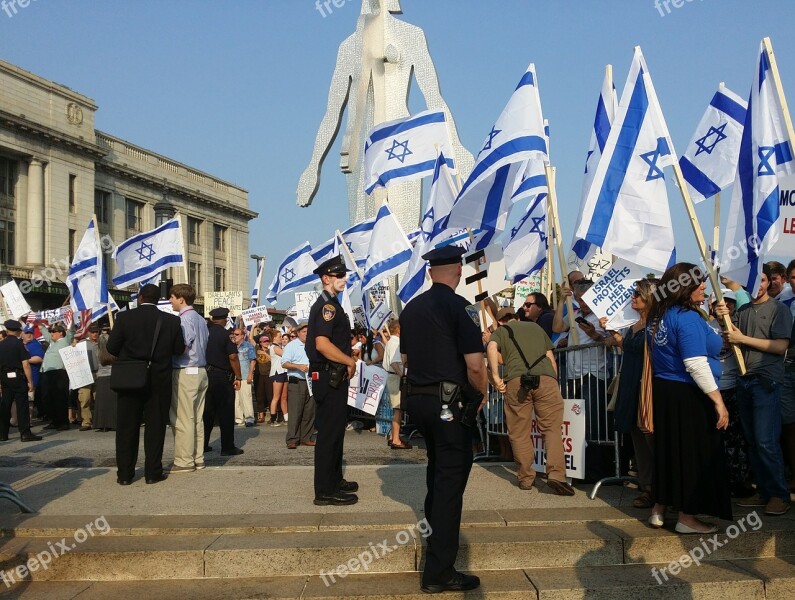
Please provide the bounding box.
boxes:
[398,151,459,304]
[361,202,413,291]
[363,109,455,194]
[722,40,795,295]
[312,217,376,265]
[368,300,393,332]
[570,69,618,266]
[445,64,548,234]
[680,84,747,204]
[575,47,676,273]
[503,193,548,284]
[91,293,120,322]
[249,257,266,308]
[68,218,109,311]
[112,217,185,288]
[265,242,318,305]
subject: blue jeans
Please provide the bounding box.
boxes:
[735,376,789,501]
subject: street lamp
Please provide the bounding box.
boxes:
[250,254,265,307]
[154,183,175,298]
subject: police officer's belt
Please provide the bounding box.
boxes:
[206,365,231,374]
[407,382,450,397]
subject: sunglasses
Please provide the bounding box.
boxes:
[632,290,641,298]
[524,302,537,308]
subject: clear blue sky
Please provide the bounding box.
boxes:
[2,0,794,305]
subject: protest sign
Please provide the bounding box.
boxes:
[352,306,367,329]
[241,305,271,328]
[512,275,542,310]
[0,280,31,319]
[36,307,71,324]
[59,342,94,390]
[532,398,586,479]
[293,291,319,321]
[768,175,795,258]
[204,291,244,316]
[347,362,387,416]
[581,258,657,330]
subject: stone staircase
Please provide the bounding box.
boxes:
[1,505,793,599]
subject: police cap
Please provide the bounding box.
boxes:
[421,245,466,266]
[209,307,229,319]
[3,319,21,332]
[313,255,349,277]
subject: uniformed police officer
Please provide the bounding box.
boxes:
[399,245,487,594]
[306,255,358,506]
[0,319,41,442]
[203,307,244,456]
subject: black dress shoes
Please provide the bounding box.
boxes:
[0,435,8,441]
[145,474,168,485]
[313,492,358,506]
[338,479,359,493]
[220,447,244,456]
[421,572,481,594]
[20,432,42,442]
[54,424,70,431]
[117,478,133,486]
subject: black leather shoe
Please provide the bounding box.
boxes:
[313,492,358,506]
[421,572,481,594]
[54,424,70,431]
[117,478,133,486]
[42,423,56,430]
[145,474,168,485]
[338,479,359,493]
[20,432,42,442]
[0,435,8,442]
[220,447,244,456]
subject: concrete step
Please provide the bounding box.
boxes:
[1,559,793,599]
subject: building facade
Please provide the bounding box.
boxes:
[0,59,257,311]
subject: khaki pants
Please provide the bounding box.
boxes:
[170,368,209,468]
[78,385,94,427]
[503,375,566,486]
[235,381,255,422]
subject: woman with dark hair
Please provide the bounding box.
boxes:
[522,292,554,338]
[646,263,731,533]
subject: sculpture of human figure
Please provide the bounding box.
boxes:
[296,0,474,232]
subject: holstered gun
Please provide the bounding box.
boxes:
[327,362,348,390]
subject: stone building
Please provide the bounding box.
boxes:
[0,59,257,311]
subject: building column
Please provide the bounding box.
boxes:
[26,158,44,266]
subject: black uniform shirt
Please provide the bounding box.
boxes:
[0,336,30,386]
[399,283,483,386]
[206,323,236,370]
[306,290,351,363]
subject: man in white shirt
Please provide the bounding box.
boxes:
[382,320,410,449]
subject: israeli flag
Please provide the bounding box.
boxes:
[112,217,185,288]
[445,64,548,234]
[361,202,413,291]
[680,84,747,204]
[91,293,120,322]
[249,258,265,308]
[312,217,376,265]
[368,300,393,332]
[503,193,548,284]
[575,47,676,273]
[570,69,618,267]
[363,109,455,194]
[721,40,795,295]
[67,218,109,311]
[398,151,459,304]
[265,242,318,305]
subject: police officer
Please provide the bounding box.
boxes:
[306,255,358,506]
[0,319,41,442]
[399,245,486,594]
[203,307,244,456]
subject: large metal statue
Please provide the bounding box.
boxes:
[297,0,473,232]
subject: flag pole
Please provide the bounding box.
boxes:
[256,257,266,307]
[545,164,579,344]
[670,161,746,374]
[763,37,795,145]
[713,192,720,262]
[172,211,190,285]
[92,213,114,328]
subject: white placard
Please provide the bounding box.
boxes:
[532,398,586,480]
[567,248,613,281]
[293,291,319,321]
[36,307,70,324]
[59,342,94,390]
[204,291,244,316]
[352,306,367,329]
[241,306,271,328]
[512,275,542,310]
[0,280,31,319]
[347,361,387,416]
[460,243,510,300]
[767,175,795,258]
[581,258,658,329]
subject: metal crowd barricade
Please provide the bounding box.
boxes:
[476,341,637,499]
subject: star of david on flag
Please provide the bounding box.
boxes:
[363,109,456,194]
[265,242,318,305]
[503,193,548,284]
[680,83,747,204]
[113,217,185,288]
[575,47,676,272]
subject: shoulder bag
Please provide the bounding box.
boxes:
[109,315,163,392]
[504,324,548,392]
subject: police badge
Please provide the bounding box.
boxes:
[322,304,336,321]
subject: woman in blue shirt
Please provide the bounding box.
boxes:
[646,263,731,534]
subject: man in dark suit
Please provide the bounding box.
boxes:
[108,284,185,485]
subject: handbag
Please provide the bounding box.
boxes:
[637,326,654,434]
[109,315,163,392]
[504,324,548,392]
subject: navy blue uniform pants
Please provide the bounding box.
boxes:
[0,382,30,437]
[204,372,236,452]
[313,374,347,496]
[406,393,473,586]
[41,369,69,427]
